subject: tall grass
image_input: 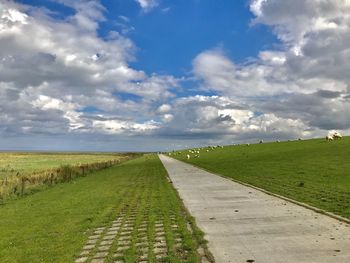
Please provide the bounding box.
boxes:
[0,155,137,201]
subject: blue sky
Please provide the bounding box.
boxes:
[112,0,279,76]
[19,0,279,76]
[0,0,349,151]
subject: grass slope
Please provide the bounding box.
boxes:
[173,137,350,219]
[0,154,205,263]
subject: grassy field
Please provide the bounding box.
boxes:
[0,152,138,200]
[172,137,350,220]
[0,154,209,263]
[0,152,126,179]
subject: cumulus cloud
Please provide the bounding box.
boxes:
[189,0,350,142]
[92,119,159,135]
[156,104,171,114]
[136,0,159,12]
[193,49,292,96]
[154,95,311,144]
[1,0,350,151]
[0,0,176,143]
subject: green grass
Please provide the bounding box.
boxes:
[0,152,127,179]
[172,137,350,220]
[0,154,206,263]
[0,152,139,200]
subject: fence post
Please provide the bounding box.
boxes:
[21,177,26,196]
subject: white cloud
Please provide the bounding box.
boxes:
[136,0,159,12]
[92,119,159,135]
[156,104,171,114]
[154,95,314,144]
[162,114,174,122]
[1,0,350,151]
[189,0,350,140]
[1,7,28,24]
[0,1,176,140]
[193,49,291,96]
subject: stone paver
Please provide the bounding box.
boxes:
[80,250,90,256]
[103,234,116,240]
[159,154,350,263]
[100,240,113,246]
[75,257,88,263]
[87,239,98,245]
[83,244,95,250]
[91,258,105,263]
[94,252,108,258]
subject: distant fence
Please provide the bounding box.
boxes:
[0,155,136,201]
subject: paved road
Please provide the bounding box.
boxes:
[159,155,350,263]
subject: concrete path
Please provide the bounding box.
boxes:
[159,155,350,263]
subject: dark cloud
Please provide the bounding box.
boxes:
[315,89,342,98]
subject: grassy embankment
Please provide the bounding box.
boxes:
[173,137,350,219]
[0,154,208,263]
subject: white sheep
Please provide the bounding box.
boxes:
[326,135,334,141]
[186,154,190,159]
[333,131,342,140]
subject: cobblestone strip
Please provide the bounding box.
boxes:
[153,220,167,260]
[75,215,124,263]
[75,172,203,263]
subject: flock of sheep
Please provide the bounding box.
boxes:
[326,131,342,141]
[185,145,225,159]
[167,132,344,159]
[167,145,224,160]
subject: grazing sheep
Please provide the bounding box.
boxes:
[186,154,190,159]
[326,135,334,141]
[333,131,342,140]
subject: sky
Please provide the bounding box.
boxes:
[0,0,350,152]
